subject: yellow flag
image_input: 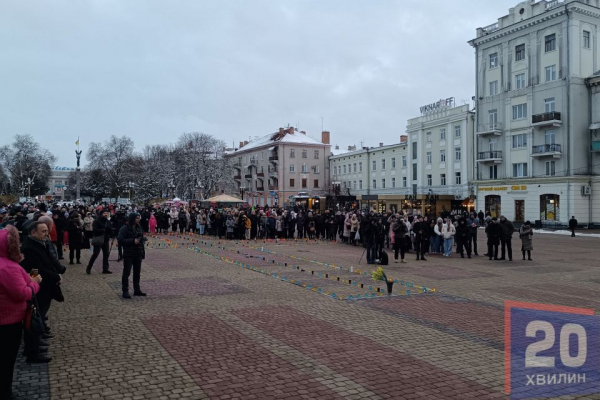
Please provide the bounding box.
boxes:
[75,140,80,146]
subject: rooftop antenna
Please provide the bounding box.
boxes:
[321,117,324,132]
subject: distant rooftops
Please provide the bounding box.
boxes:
[53,166,76,171]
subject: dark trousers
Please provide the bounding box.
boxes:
[457,239,471,257]
[0,322,22,398]
[522,250,532,260]
[69,246,81,262]
[366,242,376,263]
[394,238,405,260]
[501,238,512,260]
[488,243,499,259]
[88,242,110,271]
[570,228,576,237]
[122,256,142,293]
[171,222,178,232]
[56,234,64,258]
[470,233,478,254]
[414,240,426,258]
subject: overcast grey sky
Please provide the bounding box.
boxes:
[0,0,519,166]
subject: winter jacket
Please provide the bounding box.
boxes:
[441,223,456,240]
[485,222,502,245]
[499,219,515,240]
[117,214,145,259]
[519,225,534,251]
[92,216,112,244]
[455,222,471,243]
[20,236,63,303]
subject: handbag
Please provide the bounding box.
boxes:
[355,230,361,241]
[24,286,45,336]
[91,234,104,246]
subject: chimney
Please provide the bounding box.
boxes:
[321,131,330,144]
[300,130,306,135]
[347,146,352,151]
[400,135,408,143]
[243,140,249,146]
[279,128,284,134]
[379,142,383,147]
[239,141,244,148]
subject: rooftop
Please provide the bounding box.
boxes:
[228,127,328,154]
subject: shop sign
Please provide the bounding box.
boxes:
[511,185,527,191]
[420,97,455,115]
[479,186,508,191]
[404,195,417,201]
[425,194,439,205]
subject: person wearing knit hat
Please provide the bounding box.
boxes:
[485,217,502,260]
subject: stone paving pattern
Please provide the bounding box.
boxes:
[12,229,600,399]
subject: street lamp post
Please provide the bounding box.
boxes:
[25,178,33,200]
[128,182,135,201]
[168,181,175,199]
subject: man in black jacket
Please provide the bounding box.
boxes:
[412,215,428,261]
[499,215,515,261]
[20,222,63,363]
[86,210,113,274]
[455,218,472,258]
[118,212,146,299]
[569,216,578,237]
[485,217,502,260]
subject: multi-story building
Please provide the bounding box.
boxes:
[586,71,600,224]
[469,0,600,225]
[46,166,76,201]
[329,102,475,215]
[406,102,476,216]
[226,127,331,207]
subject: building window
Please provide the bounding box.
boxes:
[583,30,591,49]
[440,174,446,186]
[372,179,377,189]
[359,180,363,190]
[381,178,386,189]
[540,194,560,221]
[516,73,526,90]
[302,150,307,158]
[545,33,556,52]
[353,163,357,173]
[427,174,432,186]
[412,142,417,159]
[343,165,346,174]
[333,166,337,175]
[545,65,556,82]
[440,149,446,162]
[314,150,319,159]
[545,129,556,145]
[402,156,407,167]
[426,151,432,164]
[426,132,431,142]
[545,161,556,176]
[512,133,527,148]
[353,181,356,190]
[301,163,308,173]
[515,44,525,61]
[290,164,295,172]
[359,162,363,172]
[512,103,527,120]
[412,163,417,181]
[302,178,307,188]
[489,109,498,127]
[513,163,528,177]
[290,179,295,187]
[314,179,319,188]
[489,80,498,96]
[314,165,320,173]
[391,157,396,169]
[455,125,461,138]
[455,172,461,185]
[372,160,377,171]
[544,97,555,113]
[440,129,446,141]
[392,177,396,188]
[290,149,295,158]
[489,165,498,179]
[489,52,498,68]
[455,147,461,161]
[402,177,407,188]
[381,159,386,170]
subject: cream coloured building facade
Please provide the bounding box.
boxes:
[469,0,600,226]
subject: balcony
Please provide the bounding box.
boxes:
[476,122,503,137]
[256,186,265,191]
[232,161,242,169]
[592,141,600,152]
[268,167,278,175]
[269,155,278,162]
[532,112,562,128]
[532,144,562,158]
[249,159,258,166]
[477,151,503,163]
[234,175,241,180]
[268,185,277,191]
[244,174,252,179]
[257,172,265,177]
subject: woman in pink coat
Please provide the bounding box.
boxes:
[0,225,41,399]
[149,212,157,234]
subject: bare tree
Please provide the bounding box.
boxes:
[87,135,136,197]
[0,134,56,196]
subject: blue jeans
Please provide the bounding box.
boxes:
[197,224,205,235]
[430,236,438,253]
[443,238,454,256]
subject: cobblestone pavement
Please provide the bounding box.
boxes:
[12,230,600,399]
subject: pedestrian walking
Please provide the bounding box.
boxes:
[86,210,112,275]
[569,216,578,237]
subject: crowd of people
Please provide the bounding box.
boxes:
[0,198,546,399]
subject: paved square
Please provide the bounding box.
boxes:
[13,230,600,399]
